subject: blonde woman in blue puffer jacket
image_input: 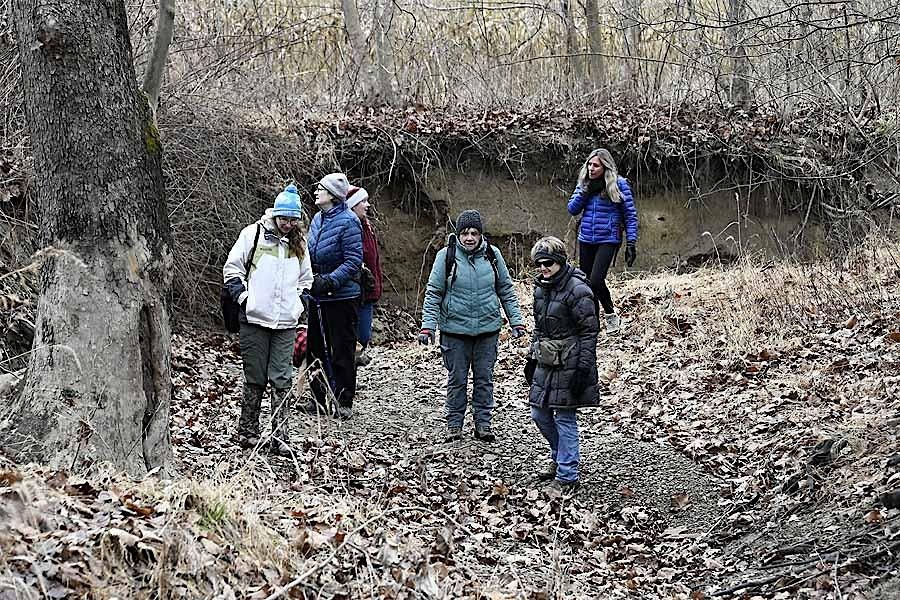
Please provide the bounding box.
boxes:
[566,148,639,335]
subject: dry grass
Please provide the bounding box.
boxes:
[614,233,900,359]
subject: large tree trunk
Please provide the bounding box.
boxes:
[622,0,643,97]
[725,0,751,106]
[4,0,173,476]
[341,0,380,106]
[373,0,397,105]
[583,0,606,90]
[559,0,583,90]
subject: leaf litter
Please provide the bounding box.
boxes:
[2,243,900,598]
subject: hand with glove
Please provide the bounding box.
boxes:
[418,329,435,345]
[624,241,637,268]
[524,359,537,386]
[511,325,526,339]
[310,275,333,297]
[569,369,589,398]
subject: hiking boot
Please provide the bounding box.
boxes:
[537,462,558,482]
[237,434,260,449]
[446,426,462,442]
[605,313,621,335]
[548,479,580,495]
[335,406,353,421]
[237,383,264,442]
[297,400,327,415]
[269,437,294,458]
[355,349,372,367]
[474,424,496,443]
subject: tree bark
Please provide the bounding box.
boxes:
[341,0,380,106]
[5,0,173,476]
[725,0,751,106]
[141,0,175,121]
[622,0,643,97]
[373,0,397,105]
[583,0,605,90]
[560,0,583,86]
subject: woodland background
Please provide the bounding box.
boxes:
[2,1,900,599]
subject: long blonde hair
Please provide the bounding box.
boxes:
[577,148,622,203]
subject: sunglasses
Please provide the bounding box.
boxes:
[534,259,556,268]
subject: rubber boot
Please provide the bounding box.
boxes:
[269,388,294,457]
[238,383,264,448]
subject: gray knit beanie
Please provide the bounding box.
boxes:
[319,173,350,201]
[455,209,484,234]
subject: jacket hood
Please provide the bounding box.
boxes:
[259,208,279,232]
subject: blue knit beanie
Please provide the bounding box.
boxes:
[272,184,303,218]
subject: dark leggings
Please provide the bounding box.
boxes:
[308,298,359,408]
[579,242,620,315]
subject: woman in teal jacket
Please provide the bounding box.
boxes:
[419,210,525,442]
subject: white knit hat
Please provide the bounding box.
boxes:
[346,186,369,210]
[319,173,350,201]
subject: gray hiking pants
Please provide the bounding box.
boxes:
[440,332,499,429]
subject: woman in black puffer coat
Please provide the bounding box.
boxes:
[524,236,600,489]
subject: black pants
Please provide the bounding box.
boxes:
[579,242,620,315]
[308,298,359,408]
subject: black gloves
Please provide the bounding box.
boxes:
[524,359,537,386]
[310,275,332,297]
[418,329,435,345]
[570,370,589,398]
[624,241,637,268]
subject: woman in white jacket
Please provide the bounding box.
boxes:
[223,184,314,455]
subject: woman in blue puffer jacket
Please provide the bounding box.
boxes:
[306,172,363,420]
[566,148,639,334]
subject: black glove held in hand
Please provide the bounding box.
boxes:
[310,275,331,296]
[569,370,589,398]
[624,241,637,268]
[524,359,537,386]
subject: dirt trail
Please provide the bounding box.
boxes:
[8,251,895,599]
[172,248,900,597]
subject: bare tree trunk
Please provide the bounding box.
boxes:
[5,0,173,476]
[341,0,380,105]
[560,0,583,85]
[584,0,605,91]
[373,0,397,106]
[141,0,175,121]
[622,0,643,97]
[725,0,751,105]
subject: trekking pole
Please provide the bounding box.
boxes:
[305,294,339,405]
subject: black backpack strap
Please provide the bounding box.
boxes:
[244,224,262,284]
[483,237,501,294]
[444,233,458,287]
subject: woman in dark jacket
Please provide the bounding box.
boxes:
[346,186,383,367]
[306,172,363,420]
[566,148,638,335]
[524,236,599,490]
